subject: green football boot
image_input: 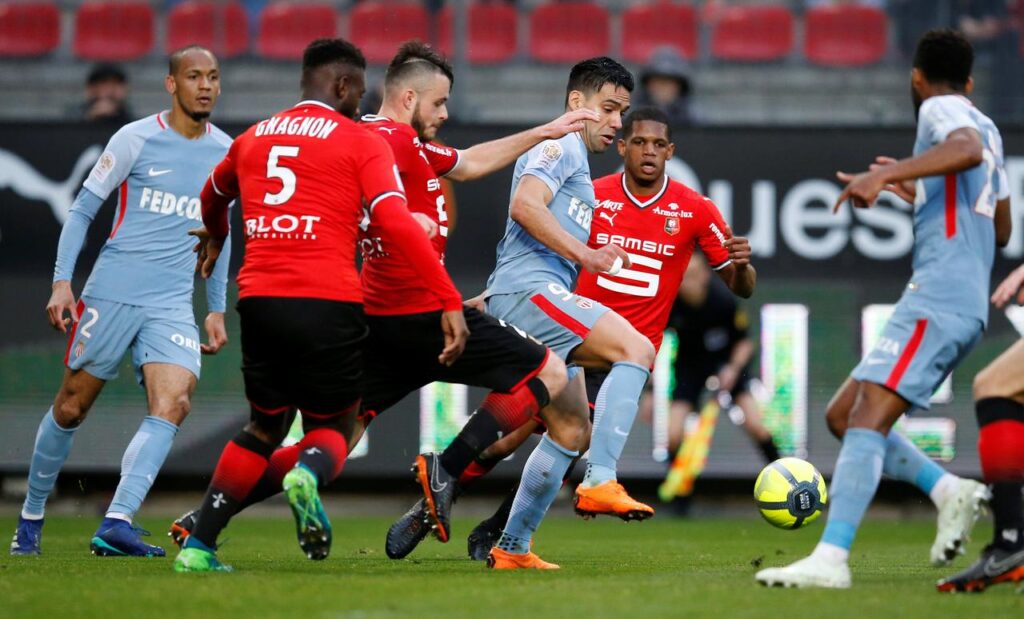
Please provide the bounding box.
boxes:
[283,464,332,560]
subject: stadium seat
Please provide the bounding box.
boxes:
[74,2,155,61]
[166,1,249,59]
[620,3,697,63]
[529,3,610,63]
[349,2,430,65]
[257,2,337,61]
[437,4,518,64]
[0,2,60,57]
[804,6,887,67]
[709,5,793,62]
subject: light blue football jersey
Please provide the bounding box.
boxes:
[904,95,1007,325]
[71,112,232,312]
[486,133,595,294]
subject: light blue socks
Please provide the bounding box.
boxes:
[497,434,579,554]
[21,408,77,519]
[882,430,946,495]
[106,416,179,521]
[820,428,887,551]
[583,361,650,486]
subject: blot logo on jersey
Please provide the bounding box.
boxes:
[665,217,680,236]
[245,214,321,240]
[139,188,201,221]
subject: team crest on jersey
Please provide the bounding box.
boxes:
[664,217,680,236]
[575,297,594,310]
[74,341,85,359]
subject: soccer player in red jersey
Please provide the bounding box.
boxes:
[388,107,757,561]
[172,39,465,573]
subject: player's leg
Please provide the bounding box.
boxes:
[571,310,655,495]
[489,368,588,569]
[938,339,1024,591]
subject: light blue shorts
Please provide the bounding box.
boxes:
[851,301,982,411]
[65,296,201,385]
[486,282,610,361]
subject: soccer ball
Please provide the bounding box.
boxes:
[753,457,827,529]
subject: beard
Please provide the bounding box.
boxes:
[410,107,433,141]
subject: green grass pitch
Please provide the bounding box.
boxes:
[2,514,1021,618]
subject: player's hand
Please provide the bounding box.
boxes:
[439,309,470,367]
[991,264,1024,308]
[722,225,751,267]
[189,227,225,279]
[411,212,439,239]
[201,312,228,355]
[46,280,78,334]
[868,156,917,203]
[464,292,486,313]
[582,244,631,274]
[541,108,601,139]
[834,169,887,213]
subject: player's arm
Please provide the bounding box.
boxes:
[835,127,983,211]
[995,197,1011,248]
[195,147,240,278]
[47,188,105,333]
[444,109,598,182]
[700,201,755,298]
[201,225,231,355]
[511,174,628,274]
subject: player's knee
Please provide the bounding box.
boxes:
[151,393,191,425]
[537,354,568,401]
[825,400,848,439]
[622,334,656,368]
[53,396,89,428]
[548,413,589,453]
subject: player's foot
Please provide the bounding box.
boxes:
[90,517,166,557]
[467,519,501,561]
[385,498,431,559]
[413,452,457,543]
[936,544,1024,592]
[10,516,43,556]
[486,546,559,570]
[755,555,852,589]
[574,481,654,521]
[283,464,332,560]
[168,508,198,549]
[931,479,990,566]
[173,538,233,573]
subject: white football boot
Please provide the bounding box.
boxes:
[931,479,990,567]
[755,554,852,589]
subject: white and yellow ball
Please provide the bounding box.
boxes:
[753,457,827,529]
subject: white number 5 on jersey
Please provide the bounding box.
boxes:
[264,145,300,205]
[596,253,662,297]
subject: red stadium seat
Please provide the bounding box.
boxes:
[620,3,697,63]
[529,3,610,63]
[74,2,155,61]
[166,1,249,59]
[0,2,60,57]
[709,5,793,62]
[437,4,518,64]
[349,2,430,65]
[257,2,337,61]
[805,6,887,67]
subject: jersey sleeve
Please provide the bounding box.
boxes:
[357,134,406,210]
[53,187,105,282]
[920,97,978,145]
[424,141,460,177]
[82,125,143,199]
[519,137,578,196]
[200,139,240,240]
[696,198,732,271]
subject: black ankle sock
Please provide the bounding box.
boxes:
[440,411,503,477]
[991,481,1024,550]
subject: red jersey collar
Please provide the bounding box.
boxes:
[620,172,669,209]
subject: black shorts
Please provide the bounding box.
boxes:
[360,307,548,422]
[237,297,367,415]
[672,364,752,405]
[584,368,607,411]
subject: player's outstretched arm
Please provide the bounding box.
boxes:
[48,187,105,332]
[445,109,598,182]
[511,175,629,273]
[834,127,983,212]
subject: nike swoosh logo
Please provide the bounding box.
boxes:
[613,426,630,437]
[983,549,1024,576]
[148,168,172,177]
[36,471,58,479]
[430,459,448,493]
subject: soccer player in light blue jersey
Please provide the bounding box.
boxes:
[10,46,233,558]
[757,29,1011,589]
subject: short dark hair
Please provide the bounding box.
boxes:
[623,107,672,142]
[301,38,366,87]
[913,29,973,91]
[87,63,127,85]
[565,57,634,105]
[385,40,454,89]
[168,45,215,75]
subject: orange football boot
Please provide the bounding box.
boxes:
[574,481,654,521]
[487,547,559,570]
